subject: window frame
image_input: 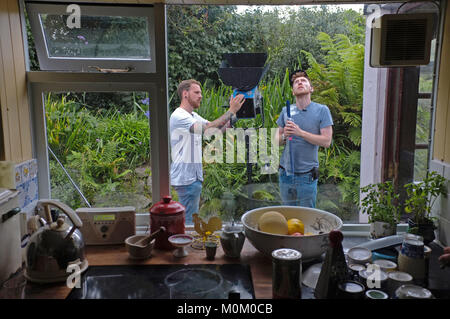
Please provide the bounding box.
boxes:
[25,4,169,212]
[25,2,156,72]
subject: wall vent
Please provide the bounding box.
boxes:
[370,13,434,67]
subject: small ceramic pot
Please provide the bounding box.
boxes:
[370,221,396,239]
[125,235,154,259]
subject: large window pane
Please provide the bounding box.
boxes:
[416,99,431,145]
[40,15,151,60]
[26,3,156,72]
[414,149,428,181]
[45,92,151,212]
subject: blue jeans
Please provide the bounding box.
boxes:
[173,180,202,224]
[279,168,318,208]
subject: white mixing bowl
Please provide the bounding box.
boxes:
[241,206,343,262]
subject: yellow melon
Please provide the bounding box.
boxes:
[258,211,288,235]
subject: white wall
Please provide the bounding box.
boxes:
[359,11,389,223]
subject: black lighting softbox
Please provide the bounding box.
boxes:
[218,53,268,118]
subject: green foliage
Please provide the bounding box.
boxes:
[404,171,448,223]
[45,95,91,162]
[193,29,365,221]
[360,181,401,225]
[166,5,366,103]
[167,6,247,104]
[46,93,151,208]
[304,31,364,217]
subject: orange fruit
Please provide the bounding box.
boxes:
[287,218,304,235]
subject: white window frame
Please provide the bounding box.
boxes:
[26,4,170,217]
[26,2,156,72]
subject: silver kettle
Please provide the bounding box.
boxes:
[25,199,88,283]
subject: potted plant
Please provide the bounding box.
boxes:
[360,181,401,239]
[404,171,447,244]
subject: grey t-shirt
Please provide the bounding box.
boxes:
[276,101,333,173]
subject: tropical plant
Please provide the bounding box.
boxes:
[46,93,152,209]
[360,181,401,225]
[301,31,364,216]
[404,171,447,224]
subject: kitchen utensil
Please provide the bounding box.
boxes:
[395,284,434,299]
[348,263,365,281]
[314,230,349,299]
[25,199,88,283]
[358,267,388,291]
[373,259,397,272]
[337,281,365,299]
[401,233,424,258]
[134,226,166,246]
[272,248,302,299]
[150,196,185,250]
[241,206,342,262]
[387,271,413,296]
[347,247,372,265]
[398,251,426,284]
[302,263,322,289]
[220,223,245,258]
[355,234,403,251]
[285,100,295,175]
[168,234,193,257]
[125,235,154,260]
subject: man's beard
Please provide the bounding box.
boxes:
[188,95,201,109]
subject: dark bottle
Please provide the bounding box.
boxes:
[314,230,349,299]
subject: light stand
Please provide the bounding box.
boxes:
[218,53,268,200]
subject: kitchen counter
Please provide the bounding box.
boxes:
[24,234,450,299]
[25,237,274,299]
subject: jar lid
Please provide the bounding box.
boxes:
[338,281,365,294]
[365,289,389,299]
[388,271,413,282]
[395,284,433,299]
[348,263,366,272]
[359,267,388,281]
[373,259,397,271]
[272,248,302,261]
[347,247,372,263]
[150,196,185,215]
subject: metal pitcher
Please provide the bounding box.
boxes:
[220,223,245,258]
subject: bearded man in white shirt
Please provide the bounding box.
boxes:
[170,79,245,223]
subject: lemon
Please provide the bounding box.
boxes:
[258,211,288,235]
[287,218,304,235]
